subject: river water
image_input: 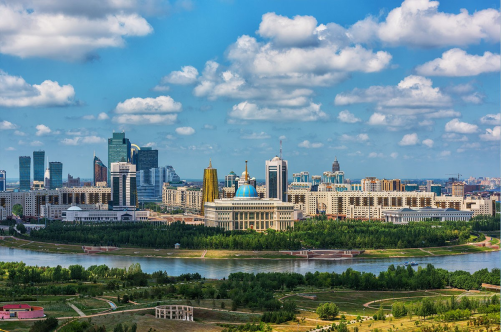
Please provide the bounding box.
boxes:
[0,247,498,279]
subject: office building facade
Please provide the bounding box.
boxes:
[201,160,219,216]
[108,132,131,184]
[33,151,45,182]
[137,147,158,185]
[19,156,31,191]
[49,162,63,189]
[93,155,108,186]
[0,170,5,192]
[265,156,288,202]
[110,162,137,211]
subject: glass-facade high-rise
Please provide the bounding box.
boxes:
[33,150,45,182]
[0,170,5,192]
[49,162,63,189]
[108,132,131,185]
[19,156,31,191]
[137,147,158,185]
[265,156,288,202]
[110,162,136,211]
[93,155,108,185]
[431,184,442,197]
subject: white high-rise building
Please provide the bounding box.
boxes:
[110,162,137,211]
[265,156,288,202]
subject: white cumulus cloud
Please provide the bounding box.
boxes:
[416,49,500,76]
[390,152,398,159]
[175,127,195,135]
[445,119,478,134]
[480,114,501,125]
[422,139,434,148]
[35,124,52,136]
[480,126,501,141]
[162,66,199,85]
[340,133,369,142]
[375,0,500,48]
[0,70,75,107]
[241,132,271,139]
[337,110,361,123]
[115,96,182,114]
[112,114,177,125]
[298,140,324,148]
[0,2,153,61]
[0,120,17,130]
[399,133,419,146]
[335,75,451,111]
[368,152,384,158]
[229,101,327,122]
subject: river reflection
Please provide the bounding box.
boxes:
[0,246,498,279]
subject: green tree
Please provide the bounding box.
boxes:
[12,204,23,216]
[316,302,339,320]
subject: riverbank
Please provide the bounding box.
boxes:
[0,236,498,261]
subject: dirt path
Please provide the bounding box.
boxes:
[418,248,435,255]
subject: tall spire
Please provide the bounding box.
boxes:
[245,160,248,182]
[209,158,212,168]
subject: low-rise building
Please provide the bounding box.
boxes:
[62,206,149,222]
[383,207,474,223]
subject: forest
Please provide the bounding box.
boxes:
[27,216,490,250]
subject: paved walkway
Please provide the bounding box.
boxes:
[68,303,86,317]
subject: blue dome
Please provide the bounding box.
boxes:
[235,184,258,198]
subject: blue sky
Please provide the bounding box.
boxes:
[0,0,499,180]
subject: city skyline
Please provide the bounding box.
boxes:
[0,0,499,179]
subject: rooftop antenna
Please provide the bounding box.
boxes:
[280,140,282,159]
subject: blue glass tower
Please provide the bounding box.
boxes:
[137,147,158,184]
[49,162,63,189]
[19,156,31,191]
[33,150,45,182]
[0,170,5,192]
[108,132,131,185]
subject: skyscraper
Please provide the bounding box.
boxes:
[108,132,131,184]
[201,160,219,216]
[0,170,5,192]
[225,171,237,188]
[93,154,108,186]
[137,147,158,185]
[332,157,340,172]
[265,156,288,202]
[19,156,31,191]
[33,150,45,182]
[49,162,63,189]
[110,162,137,211]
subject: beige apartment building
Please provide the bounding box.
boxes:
[162,185,202,213]
[287,190,495,220]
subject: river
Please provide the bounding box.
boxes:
[0,247,498,279]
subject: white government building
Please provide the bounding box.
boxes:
[204,163,295,231]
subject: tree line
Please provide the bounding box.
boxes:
[29,218,478,250]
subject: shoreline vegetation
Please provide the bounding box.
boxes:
[0,261,498,332]
[0,236,498,260]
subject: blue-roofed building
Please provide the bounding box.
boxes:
[204,161,295,232]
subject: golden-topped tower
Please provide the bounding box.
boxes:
[201,159,219,216]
